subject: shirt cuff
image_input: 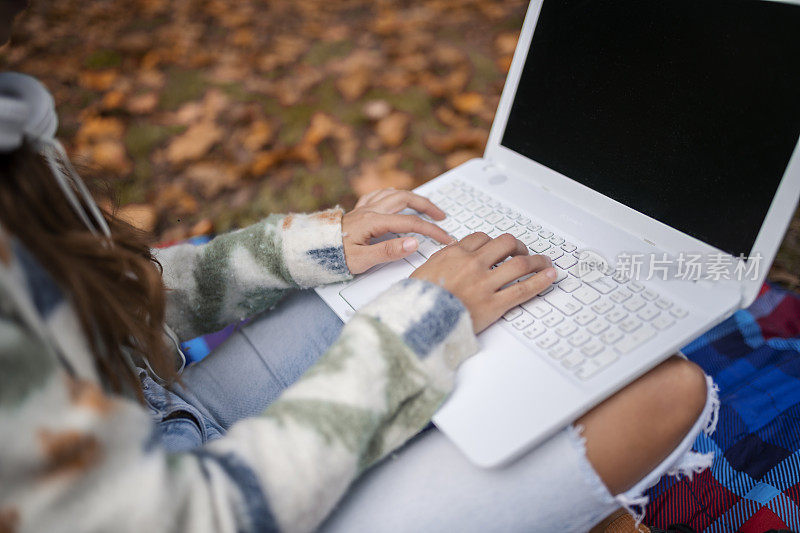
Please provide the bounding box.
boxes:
[359,278,479,390]
[280,208,352,288]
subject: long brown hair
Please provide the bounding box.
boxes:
[0,140,176,397]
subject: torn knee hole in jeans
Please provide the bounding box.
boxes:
[572,375,720,530]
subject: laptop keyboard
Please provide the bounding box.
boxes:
[407,179,688,382]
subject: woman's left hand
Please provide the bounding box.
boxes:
[342,188,455,274]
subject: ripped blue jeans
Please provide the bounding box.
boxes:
[142,290,719,532]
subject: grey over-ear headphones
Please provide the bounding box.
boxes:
[0,72,110,237]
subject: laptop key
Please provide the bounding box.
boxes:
[619,317,642,333]
[485,212,503,224]
[512,313,535,330]
[569,331,590,347]
[613,325,656,354]
[610,289,632,303]
[591,300,613,314]
[495,218,514,231]
[561,242,577,253]
[628,281,644,292]
[593,350,619,369]
[574,310,596,326]
[555,321,578,337]
[587,276,617,294]
[543,247,564,261]
[655,298,673,310]
[555,254,578,269]
[637,306,660,321]
[575,361,601,380]
[559,277,581,293]
[670,307,688,319]
[523,323,546,339]
[587,319,609,335]
[521,299,553,318]
[531,239,551,253]
[600,328,624,344]
[581,339,605,358]
[466,216,483,229]
[561,351,584,369]
[544,290,582,316]
[623,297,646,312]
[509,225,527,238]
[542,313,564,327]
[642,289,659,301]
[502,307,522,321]
[605,308,627,323]
[573,285,600,304]
[536,332,559,349]
[547,342,571,359]
[652,314,675,330]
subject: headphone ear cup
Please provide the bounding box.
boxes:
[0,72,58,143]
[0,95,29,152]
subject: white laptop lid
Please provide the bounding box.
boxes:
[484,0,800,308]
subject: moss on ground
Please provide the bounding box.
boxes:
[84,49,122,69]
[159,69,206,110]
[303,40,354,66]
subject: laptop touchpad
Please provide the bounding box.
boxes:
[339,259,416,311]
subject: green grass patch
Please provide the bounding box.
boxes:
[364,87,433,118]
[84,49,122,69]
[313,79,366,126]
[467,51,497,93]
[125,122,185,182]
[159,69,206,111]
[303,40,353,67]
[277,103,315,145]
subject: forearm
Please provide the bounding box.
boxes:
[216,278,477,532]
[156,209,351,340]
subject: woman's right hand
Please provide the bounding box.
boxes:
[410,232,556,334]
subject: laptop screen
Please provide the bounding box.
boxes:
[501,0,800,258]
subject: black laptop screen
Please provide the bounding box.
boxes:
[501,0,800,257]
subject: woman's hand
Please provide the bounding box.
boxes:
[411,232,557,333]
[342,188,455,275]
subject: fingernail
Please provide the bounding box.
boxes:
[403,237,418,252]
[545,268,556,279]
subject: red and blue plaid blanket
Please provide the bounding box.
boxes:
[645,284,800,532]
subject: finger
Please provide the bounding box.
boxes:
[474,233,528,267]
[458,231,492,251]
[495,267,558,309]
[356,188,395,208]
[374,191,446,220]
[491,254,553,288]
[369,213,454,244]
[361,236,420,268]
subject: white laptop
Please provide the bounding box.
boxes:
[317,0,800,467]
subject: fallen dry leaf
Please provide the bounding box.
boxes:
[452,92,484,114]
[190,218,215,236]
[376,112,409,148]
[89,140,131,174]
[336,68,370,101]
[495,31,519,55]
[126,93,159,114]
[118,204,157,232]
[241,120,274,152]
[166,120,223,165]
[78,70,119,91]
[185,162,240,196]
